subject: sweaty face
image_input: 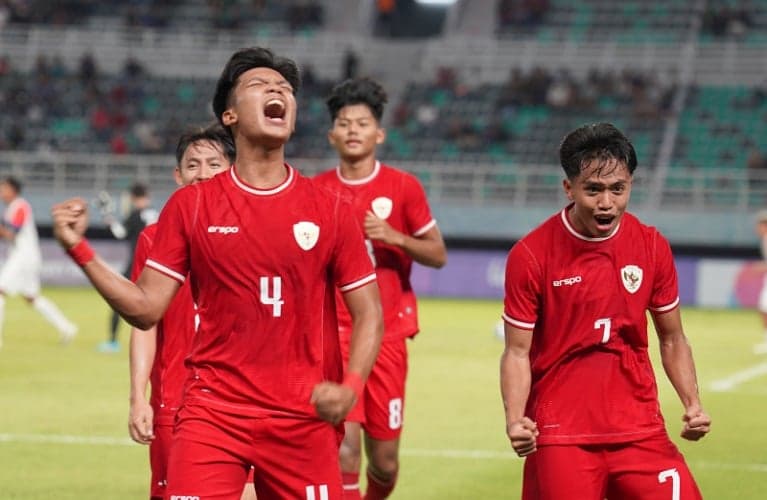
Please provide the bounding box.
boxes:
[175,140,231,186]
[563,158,632,238]
[328,104,384,162]
[224,67,297,147]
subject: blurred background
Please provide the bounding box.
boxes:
[0,0,763,307]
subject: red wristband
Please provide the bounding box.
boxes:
[342,372,365,401]
[66,239,95,267]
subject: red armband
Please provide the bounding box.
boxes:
[66,239,95,267]
[343,372,365,401]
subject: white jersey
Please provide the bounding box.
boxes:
[0,196,42,295]
[4,197,41,264]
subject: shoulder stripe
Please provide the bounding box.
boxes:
[413,219,437,237]
[502,313,535,330]
[339,273,377,293]
[145,260,186,283]
[650,296,680,313]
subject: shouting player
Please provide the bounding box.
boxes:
[501,122,711,499]
[315,77,446,500]
[51,47,383,499]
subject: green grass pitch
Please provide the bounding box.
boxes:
[0,288,766,498]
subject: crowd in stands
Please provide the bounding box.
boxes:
[496,0,550,32]
[0,0,324,32]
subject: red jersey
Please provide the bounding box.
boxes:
[131,223,196,426]
[145,166,376,419]
[314,161,436,341]
[503,207,679,446]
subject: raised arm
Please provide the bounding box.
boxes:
[651,307,711,441]
[51,198,179,329]
[364,212,447,268]
[500,323,538,457]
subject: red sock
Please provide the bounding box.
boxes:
[363,469,397,500]
[342,472,361,500]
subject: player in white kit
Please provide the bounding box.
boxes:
[0,176,77,348]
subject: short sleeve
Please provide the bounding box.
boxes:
[145,189,193,284]
[130,227,154,282]
[332,197,376,292]
[502,241,543,330]
[6,202,29,231]
[649,231,679,313]
[402,173,436,237]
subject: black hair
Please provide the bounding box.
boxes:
[175,123,236,165]
[212,47,301,132]
[130,183,148,198]
[559,123,638,180]
[1,176,21,194]
[326,77,388,123]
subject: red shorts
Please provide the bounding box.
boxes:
[148,424,172,499]
[522,433,702,500]
[342,338,408,441]
[166,404,342,500]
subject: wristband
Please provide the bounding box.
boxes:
[342,372,365,401]
[66,239,95,267]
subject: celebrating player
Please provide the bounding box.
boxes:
[315,77,447,500]
[125,124,257,500]
[0,176,77,348]
[500,122,711,499]
[51,47,383,499]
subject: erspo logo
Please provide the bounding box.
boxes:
[170,496,200,500]
[552,275,582,287]
[207,226,239,235]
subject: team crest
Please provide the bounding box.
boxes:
[371,197,393,220]
[293,221,320,251]
[621,265,643,294]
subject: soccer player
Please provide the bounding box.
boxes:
[0,176,77,349]
[126,124,256,500]
[753,210,767,354]
[99,182,157,353]
[51,47,383,500]
[500,122,711,499]
[315,78,447,500]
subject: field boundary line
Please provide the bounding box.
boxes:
[2,433,766,473]
[709,362,767,392]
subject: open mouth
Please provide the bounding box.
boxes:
[264,99,286,121]
[594,214,615,229]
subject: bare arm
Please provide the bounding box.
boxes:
[128,325,156,444]
[652,307,711,441]
[311,282,383,424]
[364,212,447,268]
[0,224,16,242]
[51,198,179,329]
[500,323,538,456]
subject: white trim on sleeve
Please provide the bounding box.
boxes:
[502,313,535,330]
[649,296,680,313]
[339,272,377,293]
[145,260,186,283]
[413,219,437,237]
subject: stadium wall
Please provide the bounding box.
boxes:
[38,239,763,309]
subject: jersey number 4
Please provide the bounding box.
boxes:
[260,276,284,317]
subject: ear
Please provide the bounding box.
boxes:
[173,167,183,187]
[376,127,386,145]
[327,129,337,147]
[563,178,573,201]
[221,109,237,127]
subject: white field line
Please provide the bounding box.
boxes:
[708,362,767,392]
[1,433,766,473]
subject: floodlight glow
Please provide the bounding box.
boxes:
[415,0,457,5]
